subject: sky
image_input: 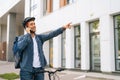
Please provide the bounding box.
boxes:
[0,0,19,16]
[0,0,12,16]
[0,0,11,11]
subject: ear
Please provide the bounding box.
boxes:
[26,23,29,28]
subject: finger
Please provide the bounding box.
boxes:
[68,23,72,27]
[68,22,72,26]
[68,25,71,29]
[66,22,72,25]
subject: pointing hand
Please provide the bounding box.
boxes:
[63,22,72,29]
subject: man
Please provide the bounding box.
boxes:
[13,17,72,80]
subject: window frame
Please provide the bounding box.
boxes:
[89,20,101,71]
[61,31,66,67]
[74,25,81,68]
[113,14,120,71]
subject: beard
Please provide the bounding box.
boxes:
[30,30,35,34]
[30,28,36,34]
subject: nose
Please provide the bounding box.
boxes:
[34,25,36,28]
[33,23,36,27]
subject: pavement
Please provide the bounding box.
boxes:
[0,61,120,80]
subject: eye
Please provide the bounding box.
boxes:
[30,23,34,26]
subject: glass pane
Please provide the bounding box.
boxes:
[49,39,53,67]
[62,38,66,67]
[90,21,99,33]
[62,31,66,39]
[75,37,81,68]
[116,60,120,70]
[91,34,100,71]
[74,25,81,68]
[90,20,100,71]
[69,0,78,3]
[61,31,66,67]
[75,26,80,36]
[114,15,120,71]
[43,0,47,15]
[115,29,120,59]
[72,0,77,2]
[67,0,70,4]
[115,15,120,28]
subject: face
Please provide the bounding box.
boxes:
[26,20,36,32]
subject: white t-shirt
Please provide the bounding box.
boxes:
[32,37,41,68]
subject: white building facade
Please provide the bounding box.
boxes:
[24,0,120,72]
[0,0,120,73]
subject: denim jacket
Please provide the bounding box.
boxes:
[13,27,65,72]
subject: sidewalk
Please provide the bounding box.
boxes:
[0,61,19,80]
[0,61,120,80]
[63,70,120,80]
[0,61,19,74]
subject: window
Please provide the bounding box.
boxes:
[60,0,67,8]
[30,0,38,16]
[69,0,78,4]
[49,39,53,67]
[43,0,47,15]
[60,0,78,7]
[43,0,53,15]
[67,0,70,4]
[61,31,66,67]
[47,0,53,13]
[89,20,100,71]
[74,25,81,68]
[114,14,120,71]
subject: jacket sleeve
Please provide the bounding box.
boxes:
[13,33,31,52]
[39,27,65,42]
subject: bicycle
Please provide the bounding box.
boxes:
[37,68,65,80]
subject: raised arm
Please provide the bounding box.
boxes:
[39,22,72,42]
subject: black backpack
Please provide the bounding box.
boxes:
[13,37,22,69]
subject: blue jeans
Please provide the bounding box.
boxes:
[20,67,44,80]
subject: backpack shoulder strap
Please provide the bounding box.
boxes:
[13,37,18,55]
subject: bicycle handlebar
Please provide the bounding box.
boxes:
[37,68,65,80]
[38,68,65,74]
[53,68,65,74]
[56,68,65,72]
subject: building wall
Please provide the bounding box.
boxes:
[0,0,25,61]
[1,25,7,42]
[25,0,120,72]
